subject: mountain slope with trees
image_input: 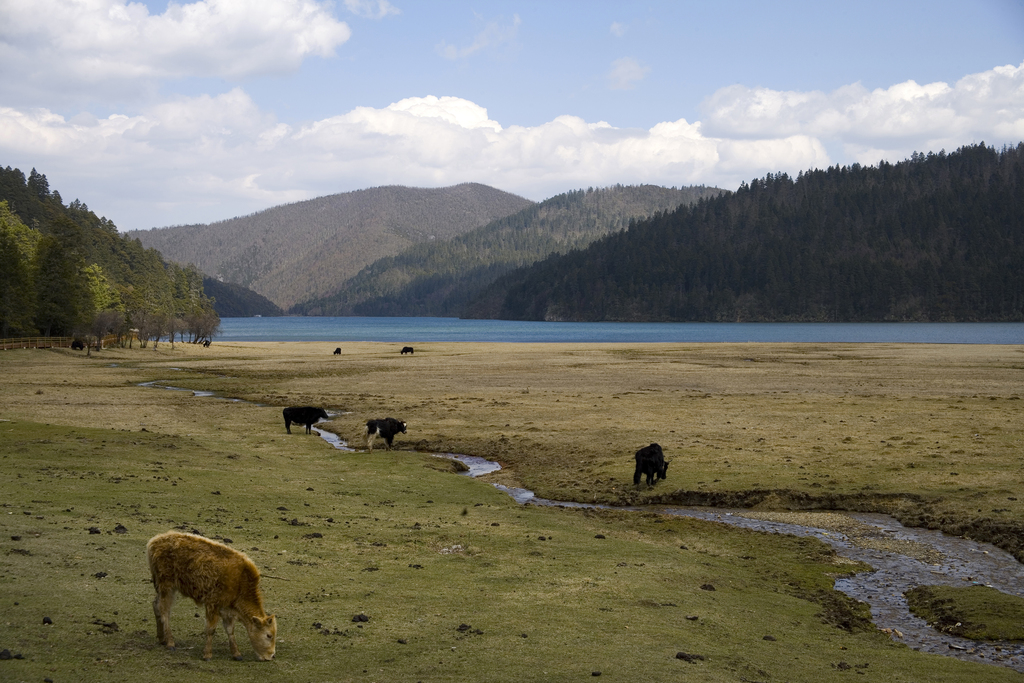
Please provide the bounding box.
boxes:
[465,143,1024,322]
[128,183,534,310]
[1,165,219,343]
[292,184,724,317]
[201,277,283,318]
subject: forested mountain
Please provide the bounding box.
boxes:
[129,184,533,310]
[0,165,218,343]
[201,277,283,318]
[292,184,723,317]
[465,143,1024,322]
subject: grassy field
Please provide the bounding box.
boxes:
[1,341,1022,682]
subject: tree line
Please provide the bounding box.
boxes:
[0,166,219,347]
[464,143,1024,322]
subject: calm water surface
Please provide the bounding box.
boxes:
[217,317,1024,344]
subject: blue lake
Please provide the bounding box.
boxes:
[217,317,1024,344]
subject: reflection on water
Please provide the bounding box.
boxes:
[216,316,1024,344]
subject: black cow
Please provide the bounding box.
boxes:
[633,443,669,486]
[364,417,407,451]
[283,406,329,434]
[333,347,341,355]
[401,346,414,355]
[70,340,85,350]
[203,340,211,348]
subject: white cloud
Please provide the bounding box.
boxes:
[436,14,521,60]
[0,0,351,105]
[344,0,400,19]
[701,60,1024,163]
[608,57,649,90]
[610,22,626,38]
[1,62,1021,231]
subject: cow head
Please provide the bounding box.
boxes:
[247,614,277,661]
[658,460,669,480]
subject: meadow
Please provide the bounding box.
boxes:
[1,340,1022,682]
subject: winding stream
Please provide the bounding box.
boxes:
[141,380,1024,672]
[344,445,1024,672]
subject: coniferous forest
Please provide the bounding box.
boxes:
[465,143,1024,322]
[0,166,219,343]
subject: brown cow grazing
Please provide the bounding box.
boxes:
[147,531,277,661]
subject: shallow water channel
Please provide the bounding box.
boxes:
[333,442,1024,672]
[141,380,1024,673]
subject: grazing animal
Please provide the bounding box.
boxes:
[203,340,211,348]
[401,346,414,355]
[146,531,277,661]
[364,417,407,451]
[70,340,85,350]
[634,443,669,486]
[283,406,329,434]
[333,347,341,355]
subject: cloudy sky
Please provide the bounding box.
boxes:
[1,0,1022,231]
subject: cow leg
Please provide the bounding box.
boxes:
[305,422,313,434]
[221,609,243,660]
[203,604,221,660]
[153,587,176,648]
[366,431,376,451]
[633,464,642,486]
[285,420,292,434]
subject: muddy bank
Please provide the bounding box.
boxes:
[634,488,1024,566]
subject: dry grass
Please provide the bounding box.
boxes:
[6,341,1024,553]
[1,341,1023,682]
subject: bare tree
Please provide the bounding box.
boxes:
[186,310,221,344]
[138,312,166,349]
[77,309,124,356]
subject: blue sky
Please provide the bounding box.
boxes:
[1,0,1022,231]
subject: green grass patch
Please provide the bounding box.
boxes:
[0,417,1014,682]
[3,345,1024,681]
[905,585,1024,641]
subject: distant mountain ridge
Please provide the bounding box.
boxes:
[464,143,1024,322]
[292,184,725,317]
[128,183,534,309]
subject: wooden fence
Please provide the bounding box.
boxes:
[0,335,121,351]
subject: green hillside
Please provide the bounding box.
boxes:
[201,277,284,318]
[0,165,218,343]
[465,143,1024,322]
[293,184,724,317]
